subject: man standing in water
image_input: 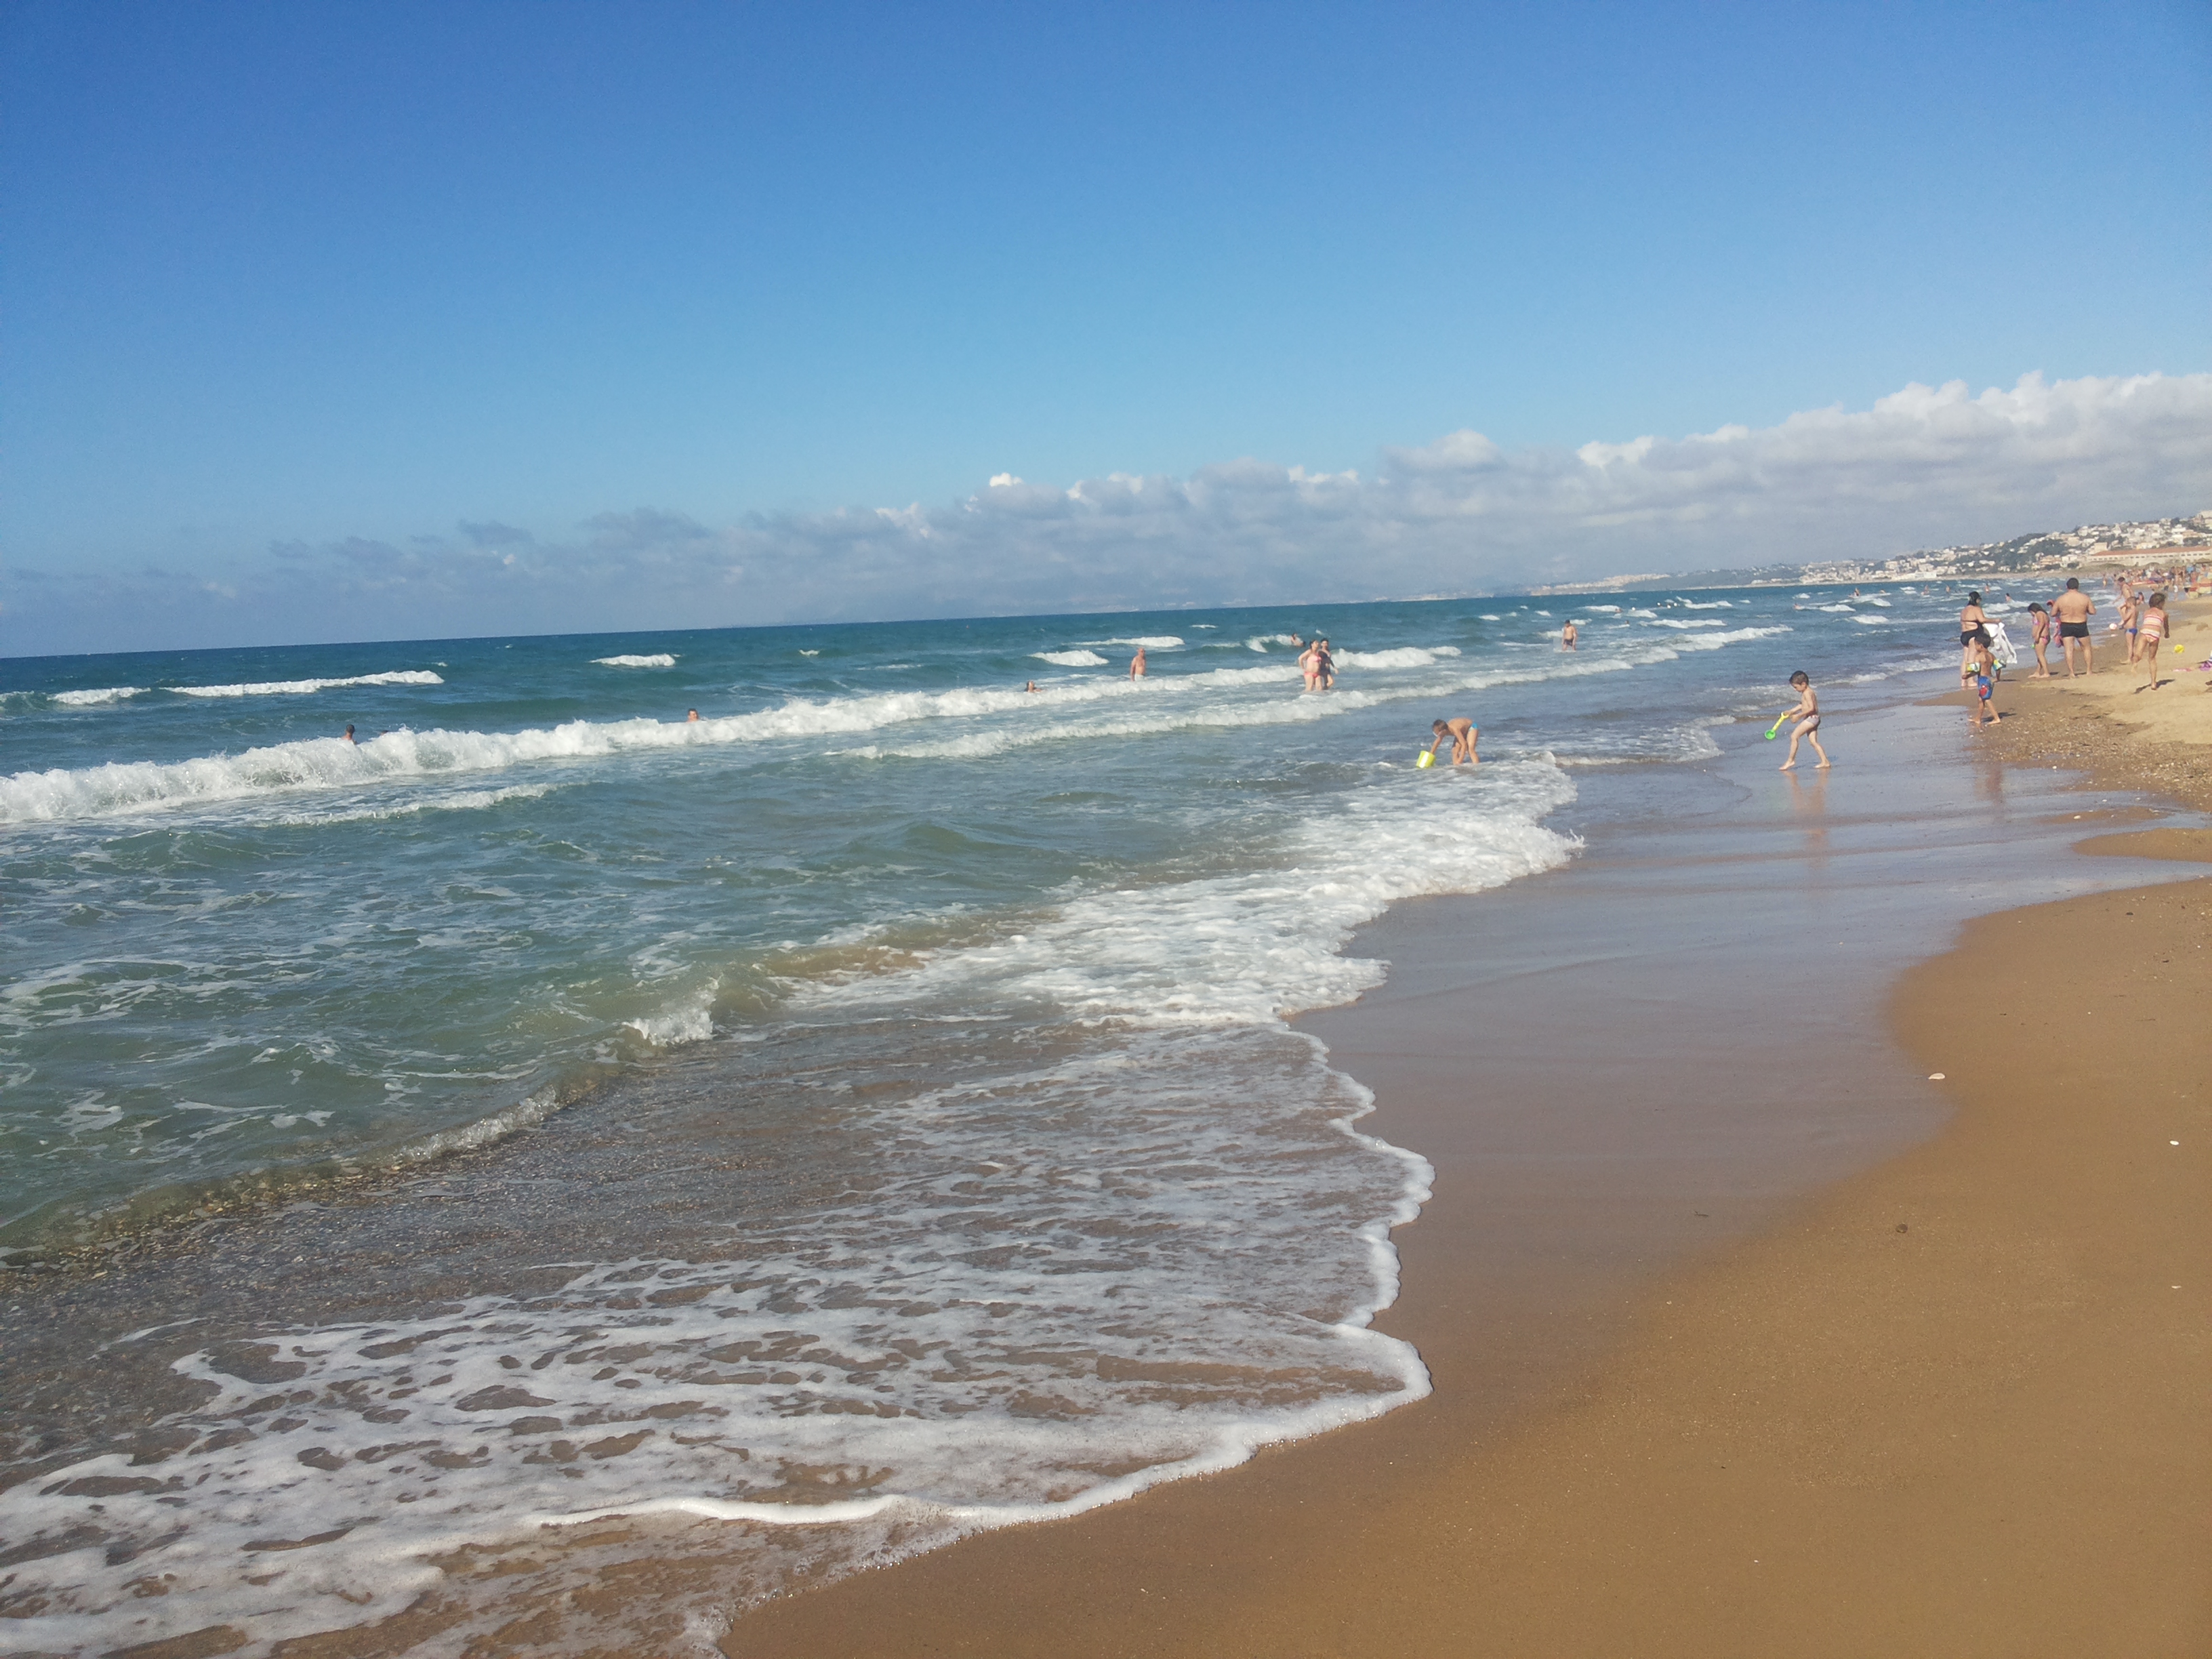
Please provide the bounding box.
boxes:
[1129,645,1147,681]
[1429,718,1479,765]
[2052,577,2097,676]
[1560,618,1577,650]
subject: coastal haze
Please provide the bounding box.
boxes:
[3,2,2209,1656]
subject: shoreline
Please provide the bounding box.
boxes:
[9,625,2202,1654]
[722,677,2209,1655]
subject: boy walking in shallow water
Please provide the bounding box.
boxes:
[1778,672,1828,770]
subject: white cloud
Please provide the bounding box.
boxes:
[7,371,2208,655]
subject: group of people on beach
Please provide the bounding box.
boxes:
[1967,575,2179,711]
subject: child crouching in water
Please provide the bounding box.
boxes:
[1779,672,1828,770]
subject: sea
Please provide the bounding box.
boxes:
[0,585,1975,1652]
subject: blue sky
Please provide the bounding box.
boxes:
[3,0,2207,654]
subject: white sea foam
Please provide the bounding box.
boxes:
[51,686,147,707]
[168,670,445,697]
[592,654,679,668]
[1676,598,1734,609]
[1330,645,1461,669]
[1083,635,1184,649]
[2,626,1791,829]
[1031,649,1109,667]
[1852,614,1890,625]
[0,763,1574,1657]
[1662,625,1790,651]
[1244,633,1301,651]
[624,980,720,1046]
[1645,617,1727,629]
[271,783,554,827]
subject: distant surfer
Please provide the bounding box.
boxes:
[1129,647,1147,681]
[1560,619,1578,651]
[1429,718,1479,766]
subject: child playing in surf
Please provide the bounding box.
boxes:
[1429,717,1479,766]
[1778,672,1828,770]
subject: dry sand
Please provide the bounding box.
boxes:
[726,663,2211,1656]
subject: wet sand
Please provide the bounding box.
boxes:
[724,699,2211,1657]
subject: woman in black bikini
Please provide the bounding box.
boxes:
[1959,591,1994,684]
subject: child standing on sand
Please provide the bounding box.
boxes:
[2138,592,2168,691]
[1966,640,2001,729]
[2026,603,2051,677]
[1778,672,1828,770]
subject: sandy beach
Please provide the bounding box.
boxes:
[724,636,2211,1656]
[1973,594,2212,813]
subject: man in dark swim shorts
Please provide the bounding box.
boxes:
[2052,577,2097,676]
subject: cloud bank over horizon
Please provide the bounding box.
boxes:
[9,371,2210,657]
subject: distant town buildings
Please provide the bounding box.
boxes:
[1532,511,2211,596]
[1796,511,2212,586]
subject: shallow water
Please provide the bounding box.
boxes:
[1,584,1991,1652]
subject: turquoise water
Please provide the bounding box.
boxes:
[0,586,1969,1652]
